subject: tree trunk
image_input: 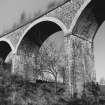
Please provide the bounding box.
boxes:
[55,73,57,93]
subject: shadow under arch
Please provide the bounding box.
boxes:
[14,17,67,53]
[70,0,105,42]
[0,40,12,62]
[13,17,65,80]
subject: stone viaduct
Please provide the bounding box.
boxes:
[0,0,104,97]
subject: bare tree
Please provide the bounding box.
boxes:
[36,40,66,92]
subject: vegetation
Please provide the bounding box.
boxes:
[0,60,66,105]
[0,58,105,105]
[0,38,105,105]
[36,40,66,93]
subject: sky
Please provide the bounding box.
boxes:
[40,31,65,82]
[0,0,64,35]
[94,21,105,82]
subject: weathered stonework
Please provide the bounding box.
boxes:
[64,35,73,96]
[72,4,98,41]
[1,0,88,51]
[3,24,30,50]
[0,0,98,97]
[63,33,95,97]
[12,38,39,81]
[46,0,86,29]
[69,35,96,96]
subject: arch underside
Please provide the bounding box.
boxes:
[64,0,105,95]
[13,21,64,81]
[0,41,12,61]
[72,0,105,42]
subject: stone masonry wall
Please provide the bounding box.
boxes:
[12,38,39,81]
[72,4,98,41]
[68,34,95,96]
[2,0,88,51]
[0,0,96,97]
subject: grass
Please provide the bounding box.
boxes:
[0,65,105,105]
[0,71,67,105]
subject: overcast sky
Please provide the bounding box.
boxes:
[94,21,105,82]
[0,0,63,35]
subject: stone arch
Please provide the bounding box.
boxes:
[70,0,105,41]
[69,0,91,33]
[0,39,13,62]
[66,0,105,96]
[14,16,67,53]
[13,17,66,80]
